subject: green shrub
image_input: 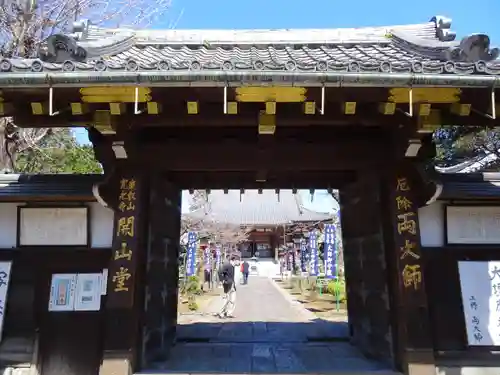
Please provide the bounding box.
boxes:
[187,299,198,311]
[182,275,202,295]
[327,280,347,302]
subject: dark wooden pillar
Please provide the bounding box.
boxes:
[340,165,435,374]
[141,176,182,368]
[382,164,435,375]
[339,176,394,366]
[99,171,149,375]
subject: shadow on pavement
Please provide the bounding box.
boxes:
[142,319,397,374]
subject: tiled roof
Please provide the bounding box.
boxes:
[1,15,499,81]
[435,152,500,174]
[439,172,500,200]
[184,190,333,226]
[0,173,102,201]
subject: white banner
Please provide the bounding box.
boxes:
[0,262,12,342]
[48,274,77,312]
[458,261,500,346]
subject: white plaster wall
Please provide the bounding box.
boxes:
[0,202,114,249]
[418,201,445,248]
[0,203,19,248]
[89,202,114,248]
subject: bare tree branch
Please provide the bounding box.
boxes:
[0,0,173,170]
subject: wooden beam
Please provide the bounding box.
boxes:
[131,124,391,144]
[12,107,500,129]
[129,139,392,171]
[165,171,358,189]
[12,111,413,128]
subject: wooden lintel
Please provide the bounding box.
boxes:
[164,171,359,189]
[129,139,390,172]
[13,108,500,129]
[13,111,416,128]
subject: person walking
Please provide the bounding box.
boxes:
[216,256,236,318]
[241,259,250,284]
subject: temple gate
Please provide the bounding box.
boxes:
[0,14,498,375]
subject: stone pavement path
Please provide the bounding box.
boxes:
[145,277,395,374]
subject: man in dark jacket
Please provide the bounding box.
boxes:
[241,260,250,284]
[217,256,236,318]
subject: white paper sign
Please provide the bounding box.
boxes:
[0,262,12,342]
[101,269,108,296]
[458,261,500,346]
[48,274,77,312]
[74,274,102,311]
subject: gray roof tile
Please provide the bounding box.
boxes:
[1,16,499,77]
[438,172,500,200]
[184,190,333,226]
[0,174,102,201]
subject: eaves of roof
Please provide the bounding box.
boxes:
[438,172,500,200]
[435,152,500,174]
[0,16,499,88]
[0,173,102,202]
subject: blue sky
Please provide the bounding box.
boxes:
[74,0,497,212]
[162,0,497,39]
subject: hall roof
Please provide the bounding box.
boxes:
[0,15,498,86]
[163,190,332,226]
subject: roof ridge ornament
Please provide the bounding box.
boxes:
[446,34,500,63]
[430,15,456,42]
[38,34,87,63]
[69,19,91,41]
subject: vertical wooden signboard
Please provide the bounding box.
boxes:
[390,173,433,351]
[107,176,142,309]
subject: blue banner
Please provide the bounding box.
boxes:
[324,224,337,279]
[300,239,308,272]
[186,232,197,276]
[309,231,319,276]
